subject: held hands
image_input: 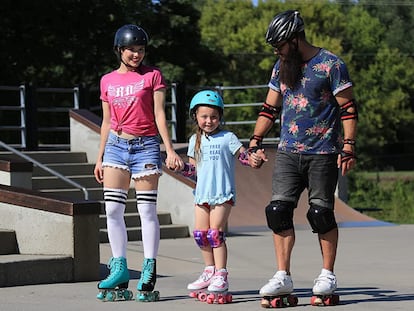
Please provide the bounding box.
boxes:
[248,148,267,169]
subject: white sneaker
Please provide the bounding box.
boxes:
[312,269,337,295]
[259,271,294,296]
[187,266,215,290]
[207,269,229,292]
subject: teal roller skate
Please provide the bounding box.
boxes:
[136,258,160,302]
[97,257,133,302]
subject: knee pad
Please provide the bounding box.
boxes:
[207,228,226,248]
[306,204,338,234]
[193,230,209,248]
[265,200,294,233]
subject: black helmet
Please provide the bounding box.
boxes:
[265,10,304,46]
[113,24,149,51]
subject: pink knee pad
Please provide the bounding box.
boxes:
[207,228,226,248]
[193,230,209,248]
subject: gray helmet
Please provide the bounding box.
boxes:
[265,10,304,46]
[113,24,149,51]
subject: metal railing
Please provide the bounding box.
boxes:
[214,84,280,143]
[0,140,89,200]
[0,83,178,149]
[0,85,27,148]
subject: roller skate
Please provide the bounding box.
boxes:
[96,257,133,302]
[136,258,159,302]
[310,269,340,306]
[205,269,232,304]
[259,271,298,308]
[188,265,215,301]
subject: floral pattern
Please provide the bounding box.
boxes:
[269,49,352,154]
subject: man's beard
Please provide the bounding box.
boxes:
[279,46,303,90]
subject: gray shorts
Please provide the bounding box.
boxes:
[271,151,338,209]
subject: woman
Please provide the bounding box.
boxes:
[94,24,183,302]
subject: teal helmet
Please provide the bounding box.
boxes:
[189,90,224,117]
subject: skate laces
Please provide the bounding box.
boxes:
[210,270,228,288]
[269,271,289,286]
[103,257,126,282]
[314,271,336,288]
[196,267,214,283]
[140,259,155,284]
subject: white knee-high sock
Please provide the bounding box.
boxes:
[136,190,160,259]
[104,188,128,258]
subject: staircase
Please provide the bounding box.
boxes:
[0,151,189,242]
[0,229,73,286]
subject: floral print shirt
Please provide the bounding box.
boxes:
[269,48,352,154]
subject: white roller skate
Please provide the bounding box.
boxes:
[259,271,298,308]
[96,257,133,302]
[310,269,340,306]
[206,269,232,304]
[188,266,215,301]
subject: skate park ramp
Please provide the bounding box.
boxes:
[228,145,393,230]
[176,144,392,230]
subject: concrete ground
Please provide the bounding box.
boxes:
[1,223,413,311]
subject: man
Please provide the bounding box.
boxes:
[249,10,357,304]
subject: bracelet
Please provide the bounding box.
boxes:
[343,139,356,145]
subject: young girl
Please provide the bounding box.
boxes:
[183,90,249,301]
[93,24,183,302]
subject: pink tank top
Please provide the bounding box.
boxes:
[100,65,166,136]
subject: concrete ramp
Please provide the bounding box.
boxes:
[229,145,391,229]
[174,144,391,230]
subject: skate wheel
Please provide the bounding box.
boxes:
[96,291,105,301]
[260,297,271,308]
[311,296,323,306]
[226,293,233,303]
[153,291,160,301]
[189,291,197,298]
[332,294,340,305]
[122,290,133,300]
[270,297,281,308]
[288,295,298,306]
[324,294,339,306]
[106,291,116,302]
[198,292,207,302]
[206,293,215,304]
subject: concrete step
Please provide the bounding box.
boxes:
[33,163,95,176]
[2,150,190,242]
[32,175,100,189]
[0,151,88,164]
[0,230,18,255]
[100,224,190,243]
[0,254,73,287]
[99,211,172,229]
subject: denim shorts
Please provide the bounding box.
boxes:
[271,151,338,209]
[102,132,162,179]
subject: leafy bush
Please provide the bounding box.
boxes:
[347,172,414,224]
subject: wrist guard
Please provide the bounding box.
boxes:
[182,162,196,177]
[341,150,356,164]
[249,135,263,148]
[238,150,250,166]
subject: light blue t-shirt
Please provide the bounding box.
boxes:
[187,130,243,205]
